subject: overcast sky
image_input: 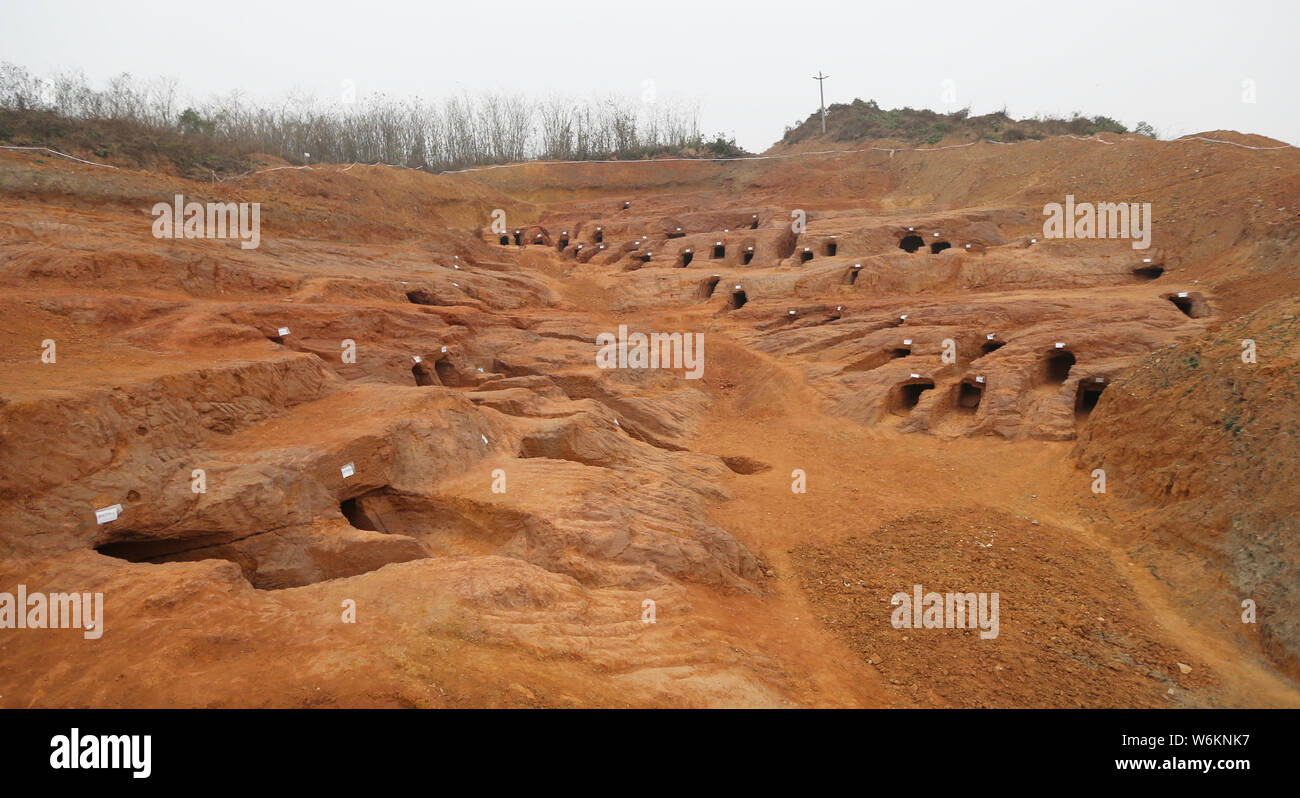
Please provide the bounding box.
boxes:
[3,0,1296,151]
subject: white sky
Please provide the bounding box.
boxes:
[3,0,1296,151]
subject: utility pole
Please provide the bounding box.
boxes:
[813,71,830,134]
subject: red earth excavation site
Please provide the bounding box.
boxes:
[1,125,1297,709]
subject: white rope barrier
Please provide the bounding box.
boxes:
[2,130,1294,180]
[0,144,119,168]
[1178,135,1294,150]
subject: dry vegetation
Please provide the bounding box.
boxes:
[0,62,745,177]
[780,98,1152,146]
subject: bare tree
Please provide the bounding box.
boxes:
[0,61,705,170]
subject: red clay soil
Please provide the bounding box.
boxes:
[0,130,1297,707]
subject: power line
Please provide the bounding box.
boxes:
[812,71,830,135]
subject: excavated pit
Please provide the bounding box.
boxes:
[406,290,442,306]
[95,533,235,566]
[434,358,461,386]
[955,380,984,410]
[889,379,935,414]
[721,455,772,474]
[899,234,924,253]
[92,530,428,591]
[1075,380,1106,416]
[341,496,385,532]
[339,489,512,556]
[1168,292,1209,318]
[412,362,438,386]
[1043,350,1076,384]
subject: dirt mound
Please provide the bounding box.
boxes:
[1073,295,1300,679]
[772,99,1130,151]
[791,511,1216,707]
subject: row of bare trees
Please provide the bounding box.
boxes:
[0,63,703,171]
